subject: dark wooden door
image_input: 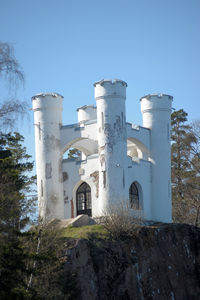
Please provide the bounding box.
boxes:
[76,182,92,216]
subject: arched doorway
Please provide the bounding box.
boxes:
[129,182,140,210]
[76,182,92,216]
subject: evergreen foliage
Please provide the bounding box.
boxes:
[67,148,81,159]
[171,109,200,225]
[0,132,36,299]
[0,132,35,230]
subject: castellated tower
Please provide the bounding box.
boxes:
[94,79,128,213]
[32,93,64,220]
[140,94,173,222]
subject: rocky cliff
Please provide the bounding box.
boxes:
[64,223,200,300]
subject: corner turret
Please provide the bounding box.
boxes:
[141,94,173,222]
[94,79,128,213]
[32,93,64,221]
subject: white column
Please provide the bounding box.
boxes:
[94,79,128,214]
[140,94,173,222]
[32,93,64,221]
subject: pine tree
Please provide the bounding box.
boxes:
[171,109,200,225]
[185,121,200,226]
[0,132,35,230]
[0,132,36,299]
[68,148,81,159]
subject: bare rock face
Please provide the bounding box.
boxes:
[64,224,200,300]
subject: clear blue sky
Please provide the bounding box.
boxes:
[1,0,200,164]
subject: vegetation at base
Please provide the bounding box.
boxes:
[60,224,108,240]
[22,225,80,300]
[100,202,144,241]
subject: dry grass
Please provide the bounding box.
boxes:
[60,224,108,240]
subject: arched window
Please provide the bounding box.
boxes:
[76,182,92,216]
[129,182,140,210]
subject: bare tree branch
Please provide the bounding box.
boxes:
[0,41,24,84]
[0,99,28,128]
[0,41,27,128]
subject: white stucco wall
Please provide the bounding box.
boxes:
[126,158,151,220]
[62,158,80,218]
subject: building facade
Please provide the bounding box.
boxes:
[32,79,173,222]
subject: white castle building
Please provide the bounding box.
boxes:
[32,79,173,223]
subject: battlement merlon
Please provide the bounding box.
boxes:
[32,92,64,100]
[32,93,63,124]
[76,105,97,123]
[94,79,127,100]
[140,93,173,101]
[140,94,173,114]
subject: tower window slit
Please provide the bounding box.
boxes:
[41,179,43,197]
[38,122,41,140]
[103,170,106,188]
[101,112,104,130]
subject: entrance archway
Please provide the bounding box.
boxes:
[76,182,92,216]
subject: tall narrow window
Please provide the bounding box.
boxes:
[129,182,139,209]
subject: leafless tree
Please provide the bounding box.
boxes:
[0,42,24,83]
[0,41,28,128]
[100,201,143,240]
